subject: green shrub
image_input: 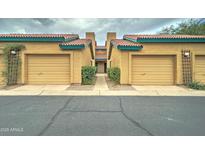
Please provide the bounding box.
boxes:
[107,67,120,83]
[81,66,97,85]
[187,81,205,90]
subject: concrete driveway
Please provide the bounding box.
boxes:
[0,96,205,136]
[1,84,205,96]
[10,85,70,91]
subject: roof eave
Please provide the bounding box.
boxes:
[59,44,85,50]
[124,37,205,43]
[0,36,79,42]
[137,38,205,43]
[117,45,143,51]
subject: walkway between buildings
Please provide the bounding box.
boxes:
[94,73,109,91]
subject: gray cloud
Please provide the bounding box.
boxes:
[0,18,188,45]
[32,18,55,26]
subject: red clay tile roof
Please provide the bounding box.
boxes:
[124,34,205,40]
[60,39,91,46]
[60,39,94,58]
[111,39,142,47]
[0,34,79,39]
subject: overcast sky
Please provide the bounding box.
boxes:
[0,18,189,45]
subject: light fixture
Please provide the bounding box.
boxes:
[184,51,190,57]
[11,50,16,55]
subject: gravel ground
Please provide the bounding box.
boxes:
[105,77,135,91]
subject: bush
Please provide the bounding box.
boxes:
[107,67,120,83]
[81,66,97,85]
[187,81,205,90]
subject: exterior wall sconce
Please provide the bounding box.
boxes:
[184,52,190,57]
[11,50,16,55]
[183,50,190,58]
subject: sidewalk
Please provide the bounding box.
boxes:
[1,85,205,96]
[94,74,109,91]
[0,76,205,96]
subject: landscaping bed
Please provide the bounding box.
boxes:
[0,84,23,90]
[105,76,135,91]
[187,81,205,90]
[67,77,96,91]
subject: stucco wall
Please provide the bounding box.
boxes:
[111,42,205,85]
[110,48,121,68]
[82,47,92,66]
[0,42,93,85]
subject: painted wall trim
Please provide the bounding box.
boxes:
[117,45,143,51]
[59,44,85,50]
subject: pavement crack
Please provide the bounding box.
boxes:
[38,96,73,136]
[118,97,154,136]
[155,90,160,96]
[66,110,121,113]
[38,90,44,96]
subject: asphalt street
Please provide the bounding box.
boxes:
[0,96,205,136]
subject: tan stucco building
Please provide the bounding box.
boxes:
[1,33,205,86]
[108,34,205,85]
[0,34,94,85]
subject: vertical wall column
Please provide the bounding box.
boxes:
[106,32,116,69]
[86,32,96,58]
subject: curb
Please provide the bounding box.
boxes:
[0,90,205,96]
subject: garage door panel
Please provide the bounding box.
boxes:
[132,57,173,62]
[132,80,173,83]
[195,56,205,83]
[133,73,173,75]
[131,55,175,85]
[28,67,70,72]
[28,72,70,75]
[27,55,71,84]
[133,78,174,83]
[132,75,173,79]
[28,75,70,79]
[28,63,69,67]
[29,56,69,60]
[132,68,173,71]
[196,62,205,65]
[29,58,69,62]
[28,79,70,82]
[132,65,173,68]
[131,81,173,85]
[133,58,172,65]
[28,81,70,84]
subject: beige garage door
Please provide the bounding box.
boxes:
[195,55,205,83]
[27,54,71,84]
[0,55,4,84]
[131,55,175,85]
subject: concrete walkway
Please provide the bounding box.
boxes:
[94,74,109,91]
[0,75,205,96]
[0,85,205,96]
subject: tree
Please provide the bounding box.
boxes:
[159,19,205,35]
